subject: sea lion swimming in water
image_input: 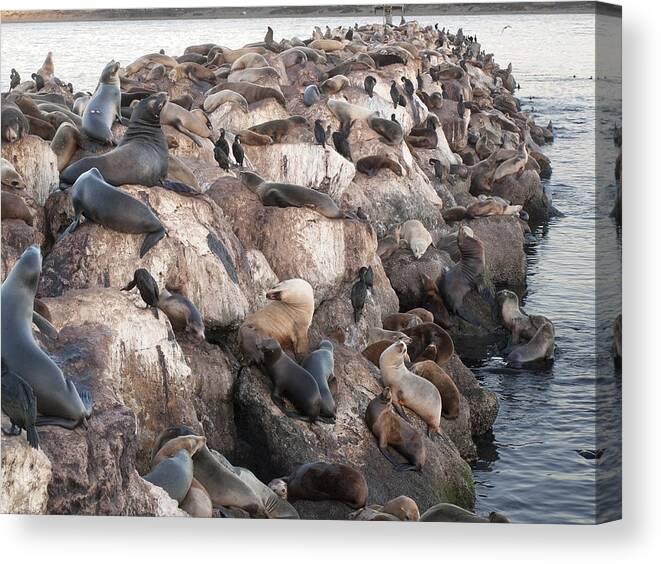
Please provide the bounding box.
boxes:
[496,289,551,346]
[506,321,555,365]
[239,171,348,219]
[1,245,93,429]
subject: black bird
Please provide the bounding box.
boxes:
[576,449,605,460]
[391,114,399,124]
[416,71,423,91]
[389,80,400,108]
[398,94,407,108]
[9,68,20,91]
[31,73,44,91]
[350,268,369,323]
[213,130,231,170]
[364,75,377,98]
[356,207,368,221]
[1,361,39,449]
[345,28,354,40]
[216,128,230,157]
[232,135,245,167]
[314,119,327,145]
[434,23,439,30]
[363,265,374,289]
[401,76,415,98]
[426,116,437,130]
[159,48,165,55]
[121,268,160,308]
[457,94,465,119]
[332,131,352,162]
[429,158,446,182]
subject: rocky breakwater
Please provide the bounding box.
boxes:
[1,20,553,520]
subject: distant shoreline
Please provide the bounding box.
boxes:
[1,2,621,24]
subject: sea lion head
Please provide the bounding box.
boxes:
[153,434,206,463]
[380,339,408,369]
[11,244,42,293]
[267,478,288,499]
[132,92,168,125]
[239,170,265,192]
[100,60,121,84]
[151,425,198,460]
[496,289,519,311]
[1,107,28,143]
[266,278,314,309]
[380,386,393,404]
[489,511,510,523]
[256,338,283,363]
[381,496,420,521]
[1,159,26,189]
[538,321,555,340]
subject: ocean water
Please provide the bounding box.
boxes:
[0,11,622,524]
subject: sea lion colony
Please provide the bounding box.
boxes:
[1,18,611,521]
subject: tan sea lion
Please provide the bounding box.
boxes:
[228,67,281,83]
[236,129,273,145]
[379,495,420,521]
[248,116,307,142]
[496,289,551,344]
[180,478,213,518]
[207,81,287,106]
[493,142,528,181]
[230,52,270,71]
[169,62,217,85]
[365,386,426,471]
[1,158,26,189]
[203,90,249,113]
[327,99,376,124]
[467,195,521,217]
[506,322,555,364]
[124,53,179,75]
[400,219,433,259]
[50,122,80,171]
[1,191,33,225]
[383,312,422,331]
[320,74,350,94]
[379,340,442,435]
[356,155,403,177]
[309,39,345,52]
[160,102,213,146]
[411,360,460,419]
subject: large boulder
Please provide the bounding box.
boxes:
[492,169,550,222]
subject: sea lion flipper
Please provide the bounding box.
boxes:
[35,415,80,429]
[139,228,167,258]
[32,311,58,339]
[377,445,404,469]
[60,214,81,239]
[395,463,419,472]
[160,179,199,194]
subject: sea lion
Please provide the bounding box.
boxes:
[160,102,212,146]
[507,321,555,364]
[467,195,522,218]
[439,225,485,318]
[493,142,528,181]
[1,191,33,225]
[180,478,213,517]
[120,268,159,307]
[248,116,307,143]
[363,340,404,367]
[1,362,39,449]
[367,113,404,145]
[442,206,468,222]
[257,338,324,421]
[240,171,347,219]
[411,360,460,419]
[61,168,167,258]
[402,322,455,365]
[303,84,321,106]
[405,308,434,324]
[61,92,193,193]
[1,102,29,143]
[327,99,376,124]
[207,81,286,106]
[301,339,336,419]
[382,313,422,332]
[168,155,200,190]
[235,128,273,146]
[269,462,368,508]
[145,434,206,503]
[420,503,509,523]
[1,245,93,428]
[228,66,281,84]
[367,327,411,344]
[378,495,420,521]
[168,62,217,86]
[1,158,26,190]
[239,278,315,363]
[124,53,179,76]
[309,39,345,52]
[356,155,403,177]
[420,274,453,329]
[320,74,349,94]
[37,51,54,80]
[50,122,80,171]
[400,220,433,259]
[496,289,551,345]
[348,506,400,521]
[230,52,270,72]
[203,90,249,113]
[365,386,426,471]
[82,60,123,144]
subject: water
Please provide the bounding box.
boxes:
[0,11,622,524]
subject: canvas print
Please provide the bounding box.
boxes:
[0,2,622,524]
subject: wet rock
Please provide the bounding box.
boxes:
[492,170,550,222]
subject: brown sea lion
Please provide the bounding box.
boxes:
[207,81,286,106]
[405,307,434,324]
[506,322,555,364]
[1,158,26,189]
[420,274,453,329]
[356,155,403,177]
[1,191,33,225]
[441,206,468,222]
[1,102,29,143]
[367,113,404,145]
[411,360,460,419]
[269,462,368,508]
[236,129,273,145]
[365,386,426,471]
[320,74,350,94]
[169,62,217,85]
[383,312,422,332]
[496,289,551,345]
[402,322,455,365]
[50,122,80,171]
[180,478,213,518]
[248,115,307,143]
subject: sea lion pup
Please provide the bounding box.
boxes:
[356,155,403,177]
[496,289,551,345]
[144,435,206,503]
[248,115,307,143]
[400,219,433,259]
[239,171,347,220]
[367,114,404,145]
[410,360,460,419]
[1,102,29,143]
[383,312,422,332]
[82,60,123,145]
[207,81,286,106]
[256,338,324,421]
[506,321,555,364]
[160,102,212,146]
[327,99,375,125]
[439,225,486,319]
[239,278,315,363]
[1,158,26,190]
[1,245,93,429]
[203,90,249,113]
[493,142,528,181]
[420,503,510,523]
[405,307,434,324]
[50,122,80,171]
[367,327,411,345]
[1,362,39,449]
[420,274,453,329]
[379,340,442,436]
[61,168,167,258]
[467,195,522,218]
[180,478,213,518]
[1,192,34,225]
[269,462,368,508]
[365,386,426,471]
[320,74,349,94]
[301,339,337,419]
[303,84,321,107]
[402,322,455,365]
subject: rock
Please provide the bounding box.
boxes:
[492,169,550,222]
[0,433,52,514]
[233,344,475,510]
[432,100,469,152]
[1,218,45,282]
[40,185,275,331]
[1,134,59,205]
[163,125,215,165]
[208,97,289,134]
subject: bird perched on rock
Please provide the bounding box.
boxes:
[429,158,447,182]
[332,130,352,162]
[401,76,415,98]
[458,94,465,119]
[364,75,377,98]
[356,207,369,221]
[1,361,39,449]
[232,134,245,167]
[31,73,44,91]
[9,68,20,91]
[391,114,399,124]
[121,268,160,308]
[390,80,400,108]
[362,265,374,290]
[351,267,370,323]
[314,119,327,146]
[345,28,354,40]
[416,71,423,91]
[214,130,231,170]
